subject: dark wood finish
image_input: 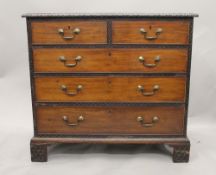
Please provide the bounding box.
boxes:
[30,141,48,162]
[22,13,199,18]
[169,141,190,162]
[36,105,184,135]
[35,76,186,102]
[112,21,190,44]
[33,48,188,73]
[23,13,197,162]
[30,136,190,162]
[31,21,107,44]
[31,136,190,144]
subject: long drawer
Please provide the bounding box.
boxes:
[33,48,188,73]
[36,105,185,135]
[35,76,186,102]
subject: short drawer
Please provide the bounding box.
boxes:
[31,21,107,44]
[36,105,184,135]
[33,48,188,73]
[35,76,186,102]
[112,21,189,44]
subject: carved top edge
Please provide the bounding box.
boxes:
[22,13,199,18]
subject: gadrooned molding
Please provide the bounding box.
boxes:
[22,13,199,18]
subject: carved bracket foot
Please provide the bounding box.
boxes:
[168,141,190,163]
[30,141,48,162]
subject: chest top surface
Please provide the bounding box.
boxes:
[22,13,199,18]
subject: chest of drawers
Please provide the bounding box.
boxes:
[22,13,198,162]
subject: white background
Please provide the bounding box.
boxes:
[0,0,216,174]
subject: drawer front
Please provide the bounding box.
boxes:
[33,48,188,73]
[35,76,186,102]
[112,21,189,44]
[31,21,107,44]
[36,105,184,135]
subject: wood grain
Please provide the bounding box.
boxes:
[31,21,107,44]
[112,21,190,44]
[35,76,186,102]
[36,105,185,135]
[33,48,188,73]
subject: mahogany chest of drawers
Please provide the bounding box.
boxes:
[22,13,198,162]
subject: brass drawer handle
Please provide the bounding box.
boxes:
[58,27,80,40]
[59,55,82,67]
[137,116,159,127]
[60,84,83,96]
[138,56,160,68]
[140,28,162,40]
[62,115,84,126]
[137,85,160,96]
